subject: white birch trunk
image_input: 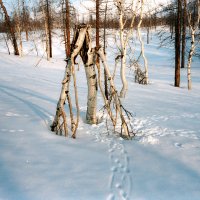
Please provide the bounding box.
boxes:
[187,0,200,90]
[120,49,128,97]
[80,29,97,124]
[187,29,195,90]
[118,0,128,98]
[42,0,50,61]
[137,0,148,84]
[51,59,72,135]
[97,48,130,138]
[51,25,97,137]
[117,0,140,97]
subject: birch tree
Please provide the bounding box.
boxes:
[41,0,52,60]
[137,0,148,84]
[51,25,134,139]
[116,0,147,97]
[187,0,200,90]
[16,0,23,56]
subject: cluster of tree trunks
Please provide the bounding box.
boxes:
[51,25,134,139]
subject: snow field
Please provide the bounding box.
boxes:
[0,28,200,199]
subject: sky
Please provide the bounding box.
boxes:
[72,0,170,18]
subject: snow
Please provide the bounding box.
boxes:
[0,28,200,200]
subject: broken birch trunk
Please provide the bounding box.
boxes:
[51,25,97,137]
[51,25,134,139]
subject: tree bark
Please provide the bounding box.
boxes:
[46,0,52,58]
[80,29,97,124]
[137,0,148,84]
[187,0,200,90]
[96,0,100,50]
[42,1,50,60]
[17,0,23,56]
[103,3,108,100]
[66,0,70,57]
[181,0,187,68]
[97,48,131,138]
[0,0,19,55]
[174,0,181,87]
[51,25,97,137]
[116,0,142,97]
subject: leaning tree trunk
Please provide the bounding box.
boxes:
[0,0,19,55]
[51,25,97,137]
[3,34,10,55]
[97,48,133,139]
[51,25,134,139]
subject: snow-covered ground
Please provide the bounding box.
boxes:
[0,29,200,200]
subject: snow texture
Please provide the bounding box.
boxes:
[0,29,200,200]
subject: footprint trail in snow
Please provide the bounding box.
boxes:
[89,124,132,200]
[107,137,132,200]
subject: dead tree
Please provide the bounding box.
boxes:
[0,0,19,55]
[51,25,134,139]
[3,34,11,55]
[97,48,134,139]
[133,61,147,84]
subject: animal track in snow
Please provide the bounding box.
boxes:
[174,142,183,148]
[1,129,24,133]
[89,123,132,200]
[132,117,200,145]
[4,112,29,118]
[5,112,20,117]
[107,137,132,200]
[147,113,200,122]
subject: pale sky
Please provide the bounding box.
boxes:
[72,0,170,18]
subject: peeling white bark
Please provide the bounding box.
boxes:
[137,0,148,84]
[42,1,50,61]
[187,0,200,90]
[81,29,97,124]
[51,25,97,137]
[52,25,134,139]
[51,59,72,135]
[116,0,140,97]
